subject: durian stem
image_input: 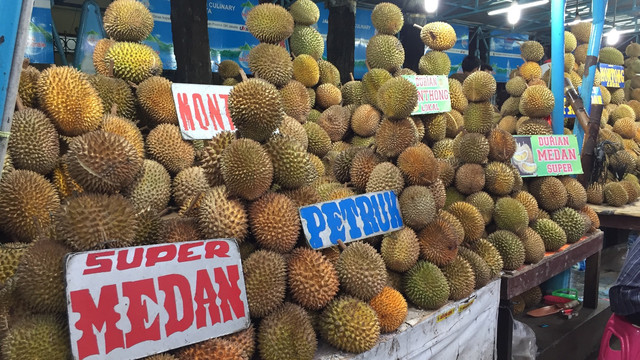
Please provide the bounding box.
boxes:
[413,24,423,30]
[110,103,118,115]
[350,73,354,82]
[365,60,371,71]
[182,191,205,217]
[337,239,347,251]
[239,68,249,82]
[128,81,138,89]
[107,59,115,78]
[15,96,25,111]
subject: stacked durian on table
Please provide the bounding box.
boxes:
[0,0,615,359]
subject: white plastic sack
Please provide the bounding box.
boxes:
[512,320,537,360]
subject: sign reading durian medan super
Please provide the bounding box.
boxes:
[599,63,625,88]
[299,190,404,250]
[171,83,234,140]
[402,75,451,115]
[65,239,249,360]
[511,135,583,177]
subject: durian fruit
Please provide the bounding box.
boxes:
[565,53,576,73]
[449,78,468,113]
[467,191,495,225]
[488,230,526,270]
[258,303,317,360]
[457,247,491,288]
[438,159,456,187]
[420,22,457,51]
[144,354,177,360]
[520,227,546,263]
[265,135,310,189]
[316,83,342,109]
[419,51,451,75]
[448,201,485,242]
[249,192,300,253]
[362,69,393,107]
[222,325,256,360]
[103,0,154,42]
[574,43,588,64]
[445,187,466,208]
[517,118,553,135]
[290,25,325,60]
[366,35,405,72]
[318,105,349,141]
[494,197,529,235]
[55,193,138,250]
[613,117,636,139]
[100,114,145,157]
[200,131,236,186]
[351,104,381,137]
[366,162,405,194]
[397,143,439,186]
[288,248,339,310]
[222,78,239,86]
[498,115,518,134]
[8,108,59,175]
[318,60,341,86]
[453,132,490,163]
[304,122,332,157]
[501,96,521,116]
[403,261,450,309]
[512,295,526,315]
[620,180,639,203]
[162,217,199,243]
[463,102,494,134]
[171,167,209,208]
[552,207,587,243]
[249,43,293,87]
[466,238,504,278]
[371,2,404,35]
[229,78,285,141]
[506,76,527,97]
[0,170,59,241]
[342,80,364,106]
[381,228,420,272]
[488,128,516,162]
[532,218,567,251]
[221,138,273,200]
[446,110,464,137]
[337,242,387,301]
[1,314,70,360]
[123,159,171,213]
[529,177,568,212]
[51,156,82,199]
[279,115,308,148]
[88,74,136,119]
[432,138,455,159]
[513,190,539,222]
[288,0,319,25]
[418,211,461,266]
[0,243,28,287]
[93,38,116,75]
[67,130,142,194]
[565,31,577,52]
[369,287,407,333]
[130,208,162,246]
[395,68,417,76]
[455,163,485,195]
[136,76,178,125]
[422,113,447,142]
[176,338,244,360]
[520,41,545,62]
[18,65,40,108]
[580,205,600,232]
[280,80,311,123]
[244,250,287,318]
[350,148,383,191]
[146,124,195,174]
[519,85,555,118]
[599,47,625,66]
[319,296,380,353]
[377,77,418,119]
[246,3,294,43]
[333,147,360,183]
[37,66,103,136]
[521,286,543,308]
[104,42,162,83]
[217,60,240,79]
[463,71,497,102]
[14,240,69,313]
[559,177,588,209]
[441,255,475,300]
[197,187,248,241]
[520,61,542,82]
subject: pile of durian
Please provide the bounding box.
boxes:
[0,0,614,359]
[499,24,640,208]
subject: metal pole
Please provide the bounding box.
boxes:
[551,0,566,134]
[576,0,608,151]
[0,0,36,180]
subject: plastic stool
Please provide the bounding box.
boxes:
[599,314,640,360]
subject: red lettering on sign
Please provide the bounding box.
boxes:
[83,251,115,275]
[177,93,195,131]
[146,244,177,267]
[214,265,246,322]
[218,94,234,130]
[178,241,203,262]
[204,241,230,259]
[158,274,194,337]
[116,248,144,271]
[194,269,221,328]
[123,279,161,347]
[70,285,124,359]
[192,93,209,131]
[207,94,225,130]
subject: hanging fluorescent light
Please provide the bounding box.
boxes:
[507,2,521,24]
[606,28,620,45]
[424,0,438,13]
[488,0,548,15]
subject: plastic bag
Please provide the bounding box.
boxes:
[512,320,537,360]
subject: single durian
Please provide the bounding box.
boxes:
[249,192,300,253]
[244,250,287,318]
[146,124,195,174]
[104,42,162,83]
[8,108,59,175]
[380,227,421,272]
[197,187,249,241]
[420,22,457,51]
[319,296,380,353]
[246,3,294,43]
[258,303,317,360]
[288,248,339,310]
[136,76,178,125]
[337,242,387,301]
[103,0,154,42]
[369,287,407,333]
[371,2,404,35]
[403,261,450,309]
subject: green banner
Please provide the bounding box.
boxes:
[402,75,452,115]
[511,135,583,177]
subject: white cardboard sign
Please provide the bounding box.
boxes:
[299,190,404,250]
[65,239,250,360]
[171,83,235,140]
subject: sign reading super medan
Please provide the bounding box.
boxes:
[299,190,404,250]
[402,74,452,115]
[511,135,583,177]
[171,83,235,140]
[65,239,250,360]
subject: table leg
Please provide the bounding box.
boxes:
[583,250,601,309]
[497,299,513,360]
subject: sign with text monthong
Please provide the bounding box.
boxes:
[65,239,249,360]
[599,63,625,88]
[511,135,583,177]
[402,75,452,115]
[172,83,234,140]
[299,190,404,250]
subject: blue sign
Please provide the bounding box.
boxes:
[599,63,625,88]
[564,86,603,117]
[25,0,54,64]
[299,191,404,250]
[489,31,529,82]
[444,24,469,76]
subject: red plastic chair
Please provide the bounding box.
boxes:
[599,314,640,360]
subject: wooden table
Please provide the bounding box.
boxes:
[496,230,604,360]
[589,201,640,231]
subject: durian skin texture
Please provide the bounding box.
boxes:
[257,303,317,360]
[1,314,70,360]
[103,0,154,42]
[320,296,381,353]
[288,247,339,310]
[8,108,59,175]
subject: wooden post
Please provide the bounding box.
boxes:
[578,104,603,186]
[170,0,212,84]
[326,0,355,84]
